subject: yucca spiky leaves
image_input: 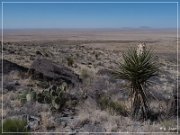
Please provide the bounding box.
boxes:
[114,47,158,119]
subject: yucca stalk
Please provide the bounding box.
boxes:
[113,47,158,119]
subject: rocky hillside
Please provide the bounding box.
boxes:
[0,40,179,134]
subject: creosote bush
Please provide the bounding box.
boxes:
[113,47,158,120]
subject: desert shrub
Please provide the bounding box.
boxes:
[160,119,177,132]
[80,68,91,79]
[113,47,158,119]
[18,89,36,103]
[95,53,99,60]
[98,96,128,117]
[111,127,118,132]
[0,119,29,135]
[66,56,74,67]
[109,100,128,116]
[98,96,109,110]
[37,83,68,111]
[17,83,68,112]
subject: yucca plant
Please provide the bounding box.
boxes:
[113,47,158,119]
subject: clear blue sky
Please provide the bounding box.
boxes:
[1,0,178,29]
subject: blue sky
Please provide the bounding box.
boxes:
[1,0,178,29]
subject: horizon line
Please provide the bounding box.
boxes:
[1,27,178,30]
[2,2,178,4]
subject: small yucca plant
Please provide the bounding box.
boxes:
[113,47,158,119]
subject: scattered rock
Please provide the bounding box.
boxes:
[3,81,19,91]
[80,123,105,132]
[23,114,40,130]
[62,108,75,117]
[36,50,43,56]
[46,125,56,131]
[55,116,73,128]
[97,68,115,77]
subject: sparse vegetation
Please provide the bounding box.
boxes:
[113,47,159,119]
[95,53,99,60]
[98,95,128,116]
[36,81,49,89]
[66,56,74,67]
[2,30,177,132]
[160,119,177,132]
[1,119,29,135]
[37,83,68,110]
[80,68,91,79]
[18,89,36,103]
[17,83,68,111]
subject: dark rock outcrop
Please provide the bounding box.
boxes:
[28,58,81,85]
[169,86,180,117]
[0,59,28,74]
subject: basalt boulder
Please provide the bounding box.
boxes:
[0,59,28,74]
[28,58,81,85]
